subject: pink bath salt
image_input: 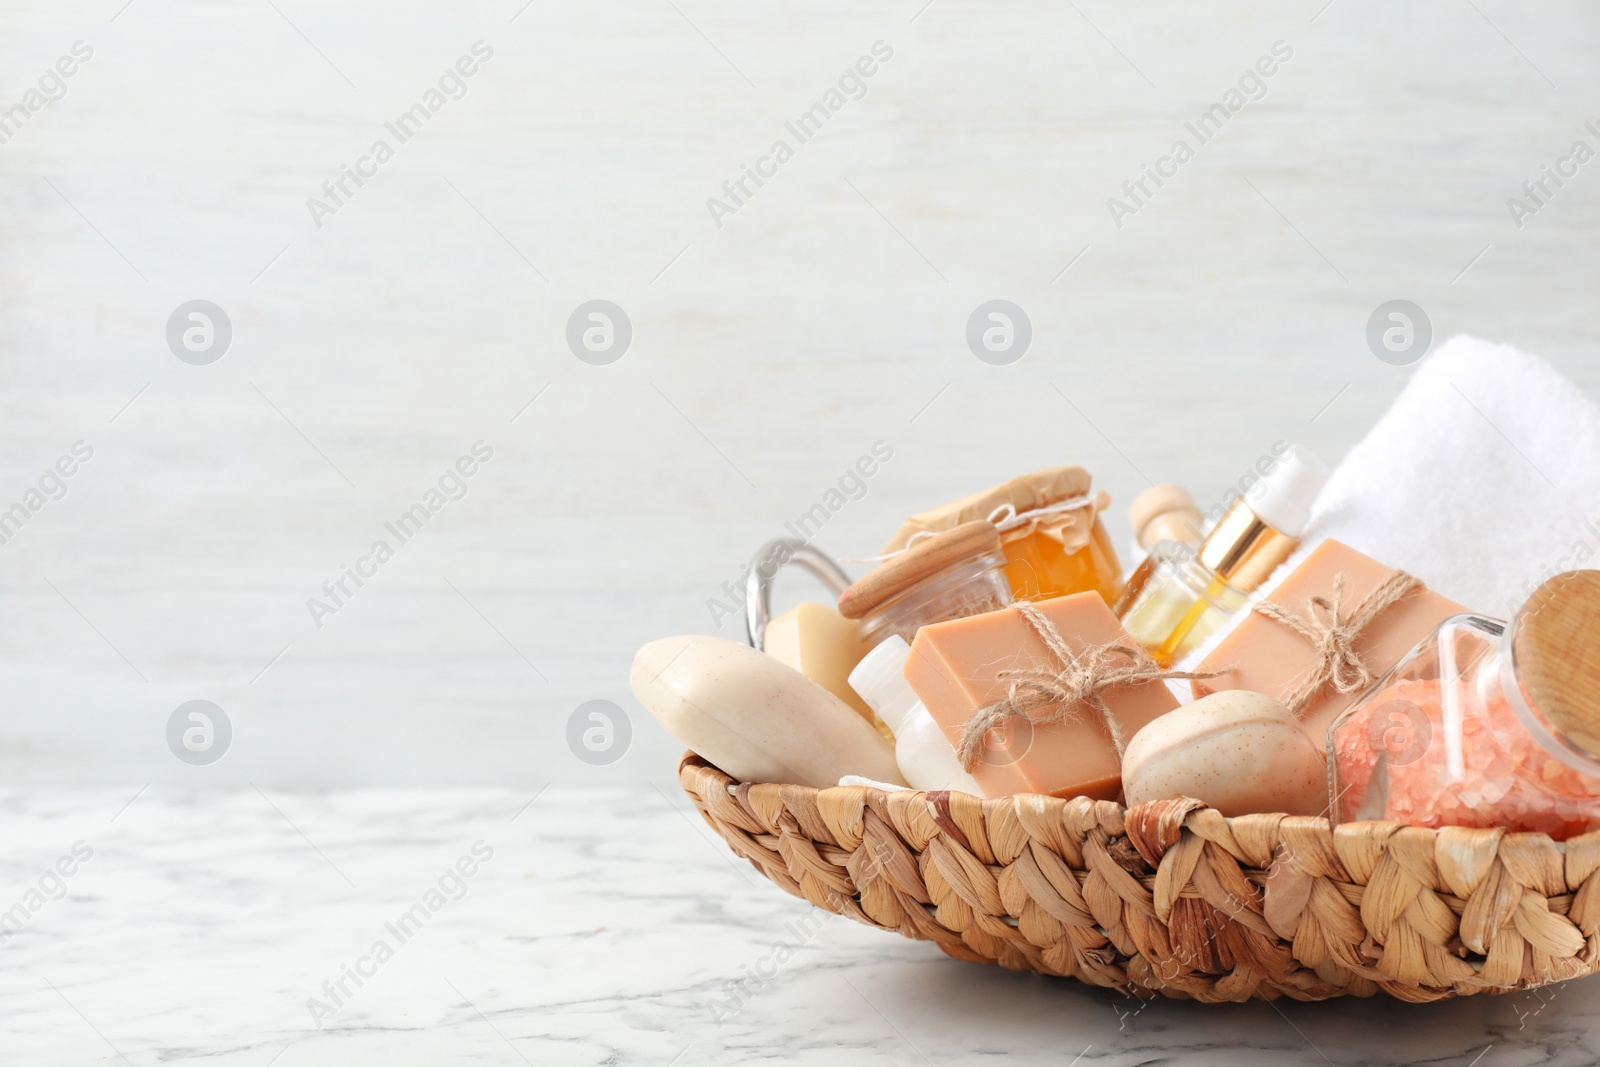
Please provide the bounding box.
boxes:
[1334,678,1600,840]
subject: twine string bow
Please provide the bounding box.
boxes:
[957,601,1222,771]
[843,492,1104,564]
[1251,570,1423,717]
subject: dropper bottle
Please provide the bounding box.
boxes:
[1113,444,1329,667]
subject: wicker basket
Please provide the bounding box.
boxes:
[679,753,1600,1002]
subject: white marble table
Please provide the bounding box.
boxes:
[4,786,1597,1066]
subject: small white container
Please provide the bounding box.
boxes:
[849,635,984,795]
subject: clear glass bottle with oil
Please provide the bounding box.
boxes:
[1114,445,1329,666]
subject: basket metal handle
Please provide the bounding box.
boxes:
[743,539,852,650]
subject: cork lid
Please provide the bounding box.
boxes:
[1128,484,1201,549]
[1514,570,1600,758]
[838,520,1002,620]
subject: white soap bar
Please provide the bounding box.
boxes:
[631,635,906,789]
[1121,690,1326,817]
[763,602,875,723]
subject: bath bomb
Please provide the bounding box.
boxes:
[1121,690,1327,817]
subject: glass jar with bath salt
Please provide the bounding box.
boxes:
[838,520,1013,647]
[1329,571,1600,841]
[878,467,1123,608]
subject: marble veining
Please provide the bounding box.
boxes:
[0,786,1596,1065]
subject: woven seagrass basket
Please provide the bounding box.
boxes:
[679,752,1600,1002]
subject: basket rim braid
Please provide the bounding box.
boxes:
[678,752,1600,1002]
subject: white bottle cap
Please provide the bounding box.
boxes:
[848,635,921,738]
[1244,444,1329,537]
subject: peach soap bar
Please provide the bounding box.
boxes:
[904,593,1178,799]
[1192,539,1467,748]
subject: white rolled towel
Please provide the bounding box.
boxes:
[1306,335,1600,618]
[1182,335,1600,673]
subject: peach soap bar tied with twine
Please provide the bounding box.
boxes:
[1193,538,1467,748]
[904,593,1215,799]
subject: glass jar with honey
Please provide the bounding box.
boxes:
[878,466,1123,608]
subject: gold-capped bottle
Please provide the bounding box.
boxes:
[1114,445,1329,666]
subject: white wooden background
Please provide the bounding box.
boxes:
[1,0,1597,786]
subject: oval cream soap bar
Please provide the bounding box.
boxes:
[631,635,906,789]
[1121,690,1326,817]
